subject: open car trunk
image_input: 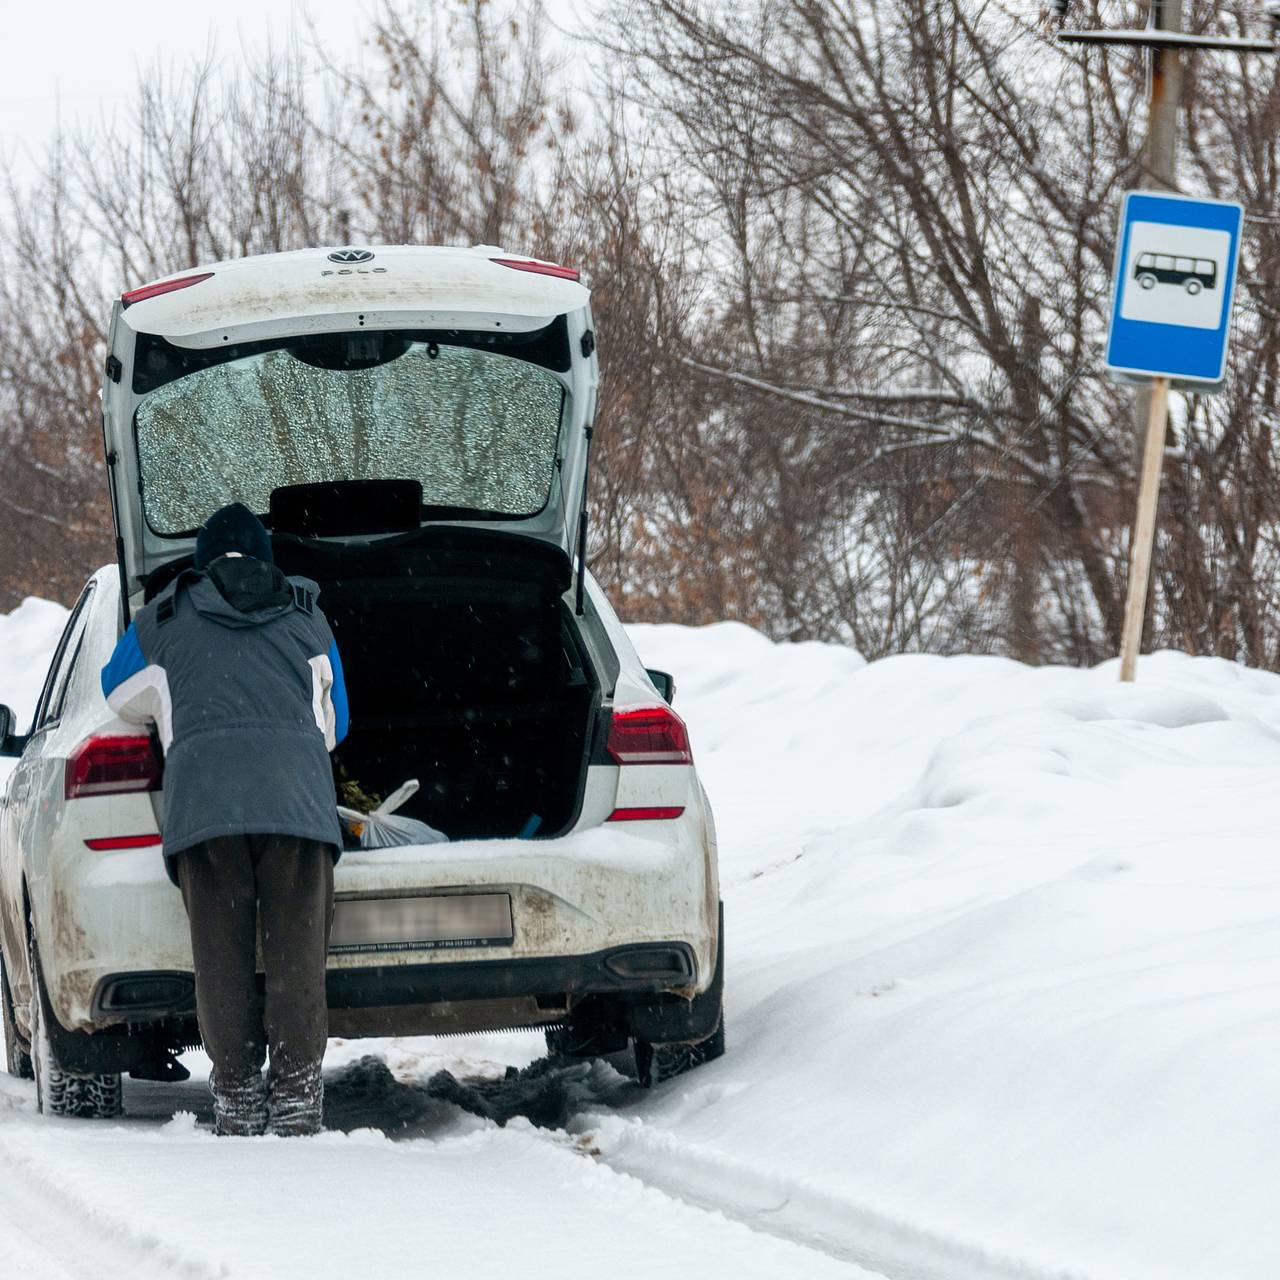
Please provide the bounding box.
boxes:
[272,527,598,841]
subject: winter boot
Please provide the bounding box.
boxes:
[267,1061,324,1136]
[211,1070,268,1137]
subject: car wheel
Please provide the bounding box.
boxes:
[1,952,33,1079]
[27,934,122,1119]
[1185,278,1202,295]
[635,1010,726,1088]
[1138,273,1157,290]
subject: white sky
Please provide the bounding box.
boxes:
[0,0,589,177]
[0,1,365,172]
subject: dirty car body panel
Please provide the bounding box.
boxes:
[0,245,720,1077]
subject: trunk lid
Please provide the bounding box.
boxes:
[101,245,598,598]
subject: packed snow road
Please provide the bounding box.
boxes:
[0,1050,869,1280]
[3,597,1280,1279]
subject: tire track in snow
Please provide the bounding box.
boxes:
[369,1054,875,1277]
[488,1117,882,1278]
[412,1053,1089,1280]
[561,1115,1097,1280]
[0,1148,223,1280]
[0,1090,226,1280]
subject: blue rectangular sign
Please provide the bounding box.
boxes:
[1105,190,1243,387]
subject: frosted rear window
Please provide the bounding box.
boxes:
[134,342,564,534]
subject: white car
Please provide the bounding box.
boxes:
[0,245,723,1118]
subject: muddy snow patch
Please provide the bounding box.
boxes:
[324,1052,628,1135]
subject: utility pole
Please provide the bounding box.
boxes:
[1056,3,1275,681]
[1144,0,1184,190]
[1130,0,1183,474]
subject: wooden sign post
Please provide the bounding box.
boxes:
[1118,376,1170,683]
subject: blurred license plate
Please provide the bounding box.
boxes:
[330,893,513,953]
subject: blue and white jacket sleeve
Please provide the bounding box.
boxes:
[308,636,349,752]
[101,623,174,748]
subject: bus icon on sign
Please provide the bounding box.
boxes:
[1133,252,1217,296]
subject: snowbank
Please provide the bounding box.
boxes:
[0,596,68,785]
[621,624,1280,1279]
[0,596,68,722]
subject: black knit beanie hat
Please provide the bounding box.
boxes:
[194,502,274,570]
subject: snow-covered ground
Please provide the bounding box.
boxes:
[3,598,1279,1279]
[0,598,71,781]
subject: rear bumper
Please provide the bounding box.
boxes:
[51,911,720,1073]
[35,787,719,1033]
[94,940,695,1015]
[92,938,697,1029]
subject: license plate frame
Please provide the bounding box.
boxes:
[329,892,514,954]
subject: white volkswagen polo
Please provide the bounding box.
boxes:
[0,245,723,1118]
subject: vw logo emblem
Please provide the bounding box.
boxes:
[328,248,375,264]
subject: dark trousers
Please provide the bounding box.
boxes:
[178,834,335,1090]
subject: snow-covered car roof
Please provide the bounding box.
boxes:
[118,244,590,348]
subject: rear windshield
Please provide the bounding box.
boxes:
[133,338,566,535]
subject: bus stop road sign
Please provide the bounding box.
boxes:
[1106,190,1243,388]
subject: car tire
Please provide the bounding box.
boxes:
[1185,279,1202,295]
[27,934,122,1119]
[1138,273,1157,290]
[635,1010,726,1088]
[1,952,34,1079]
[632,909,726,1087]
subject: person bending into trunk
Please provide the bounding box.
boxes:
[100,502,348,1137]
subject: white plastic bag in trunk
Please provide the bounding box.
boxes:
[338,780,448,849]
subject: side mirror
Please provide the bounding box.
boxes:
[645,669,676,705]
[0,704,27,758]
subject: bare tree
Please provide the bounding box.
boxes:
[0,44,338,608]
[598,0,1280,662]
[9,0,1280,673]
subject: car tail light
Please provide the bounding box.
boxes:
[606,706,693,766]
[120,271,214,307]
[84,834,162,851]
[66,735,162,800]
[606,806,686,822]
[490,257,580,281]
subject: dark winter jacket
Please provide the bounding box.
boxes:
[100,557,348,876]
